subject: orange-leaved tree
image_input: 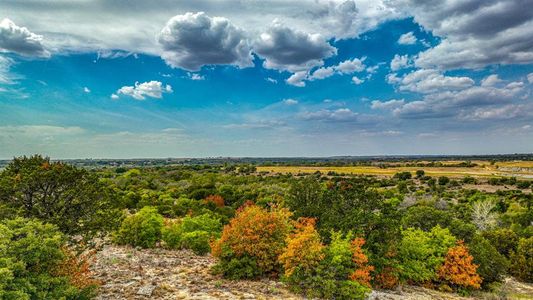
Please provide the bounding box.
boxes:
[349,237,374,287]
[437,241,482,289]
[204,194,225,207]
[211,202,292,278]
[278,218,325,277]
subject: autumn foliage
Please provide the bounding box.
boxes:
[278,218,325,277]
[54,247,101,290]
[204,194,225,207]
[349,238,374,287]
[211,203,292,278]
[437,241,482,289]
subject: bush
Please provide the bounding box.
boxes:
[468,235,508,286]
[161,213,222,255]
[437,241,481,290]
[279,226,371,300]
[0,218,98,299]
[398,226,456,284]
[115,206,164,248]
[482,228,519,257]
[509,237,533,282]
[211,203,292,279]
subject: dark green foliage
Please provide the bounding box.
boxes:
[0,218,97,299]
[509,237,533,282]
[394,172,412,180]
[438,176,450,185]
[115,206,164,248]
[468,235,508,286]
[402,206,451,231]
[211,246,263,280]
[482,228,519,257]
[0,155,121,237]
[416,170,425,178]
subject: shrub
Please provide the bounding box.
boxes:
[0,218,98,299]
[278,218,325,278]
[204,195,225,207]
[211,203,292,279]
[482,228,519,257]
[180,231,211,255]
[468,235,508,286]
[398,226,456,284]
[161,213,222,255]
[437,241,481,290]
[509,237,533,282]
[115,206,164,248]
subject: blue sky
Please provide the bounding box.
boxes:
[0,0,532,158]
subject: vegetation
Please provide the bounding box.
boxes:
[1,154,532,299]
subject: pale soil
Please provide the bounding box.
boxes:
[91,245,533,300]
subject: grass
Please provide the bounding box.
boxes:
[257,161,533,180]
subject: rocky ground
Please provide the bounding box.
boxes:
[91,245,533,300]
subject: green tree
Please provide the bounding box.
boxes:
[0,155,121,237]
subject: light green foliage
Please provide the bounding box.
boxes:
[161,213,222,255]
[115,206,164,248]
[0,218,96,299]
[398,226,456,283]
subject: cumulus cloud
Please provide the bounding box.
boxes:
[390,54,411,71]
[351,76,364,85]
[254,22,337,72]
[115,81,172,100]
[83,87,91,93]
[287,57,366,86]
[388,69,475,93]
[0,18,49,57]
[398,31,417,45]
[391,83,526,119]
[286,71,307,87]
[187,73,205,80]
[394,0,533,69]
[480,74,503,87]
[158,12,253,71]
[527,72,533,83]
[0,56,15,84]
[371,99,405,110]
[460,103,532,121]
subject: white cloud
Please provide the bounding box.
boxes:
[398,31,417,45]
[388,69,474,93]
[299,108,359,122]
[158,12,253,71]
[390,54,411,71]
[266,77,277,84]
[351,76,364,85]
[371,99,405,110]
[0,18,49,57]
[0,56,15,84]
[398,0,533,69]
[480,74,503,87]
[254,22,337,73]
[188,73,205,80]
[527,72,533,83]
[286,71,307,87]
[115,81,173,100]
[295,57,366,85]
[110,93,119,100]
[0,125,84,137]
[282,98,299,105]
[83,87,91,93]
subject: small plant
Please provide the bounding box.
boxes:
[115,206,164,248]
[161,213,222,255]
[509,237,533,283]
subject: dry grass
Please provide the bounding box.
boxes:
[257,161,533,180]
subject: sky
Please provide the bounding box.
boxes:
[0,0,532,159]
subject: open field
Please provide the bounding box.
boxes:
[257,160,533,179]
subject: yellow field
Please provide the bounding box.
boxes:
[257,161,533,179]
